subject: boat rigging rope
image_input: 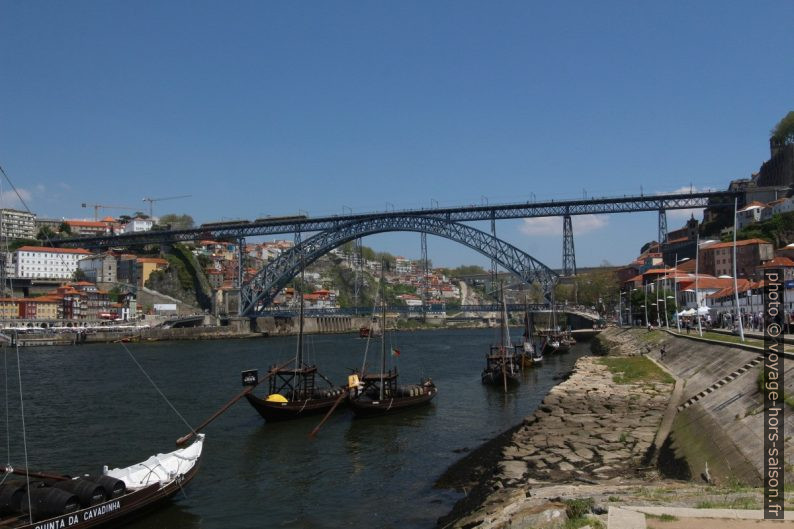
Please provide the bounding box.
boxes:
[15,343,32,524]
[360,290,380,374]
[118,342,196,436]
[0,164,197,440]
[3,345,9,468]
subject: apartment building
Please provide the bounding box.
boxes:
[15,246,91,279]
[0,209,36,240]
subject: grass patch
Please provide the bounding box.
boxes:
[563,497,594,519]
[639,330,665,344]
[598,357,675,385]
[696,497,761,509]
[564,517,604,529]
[607,496,621,502]
[646,513,678,521]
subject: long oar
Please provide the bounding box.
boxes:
[176,358,296,446]
[308,389,348,438]
[7,467,68,481]
[176,385,255,446]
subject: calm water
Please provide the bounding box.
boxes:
[2,328,589,528]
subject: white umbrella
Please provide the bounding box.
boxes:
[697,306,710,315]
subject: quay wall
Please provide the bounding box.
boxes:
[650,331,794,485]
[438,328,793,528]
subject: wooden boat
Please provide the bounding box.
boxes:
[244,283,345,422]
[517,310,543,367]
[482,288,520,389]
[0,434,205,529]
[348,265,437,418]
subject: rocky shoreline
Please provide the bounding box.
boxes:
[436,329,675,528]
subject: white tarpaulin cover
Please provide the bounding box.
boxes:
[106,433,204,490]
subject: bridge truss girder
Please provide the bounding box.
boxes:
[240,216,559,316]
[53,191,738,249]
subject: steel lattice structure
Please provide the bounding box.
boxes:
[257,304,598,317]
[562,214,576,276]
[240,216,559,316]
[52,190,738,249]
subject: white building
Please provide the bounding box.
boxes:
[395,257,412,274]
[0,209,36,240]
[736,201,766,230]
[15,246,91,279]
[123,217,155,233]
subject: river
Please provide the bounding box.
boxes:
[3,328,589,528]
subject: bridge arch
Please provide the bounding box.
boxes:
[241,216,558,316]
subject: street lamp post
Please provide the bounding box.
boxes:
[732,197,745,342]
[644,282,649,328]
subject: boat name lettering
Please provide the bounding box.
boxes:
[33,500,122,529]
[83,500,121,521]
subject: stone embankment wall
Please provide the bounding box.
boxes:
[440,330,674,529]
[253,316,372,335]
[438,327,794,528]
[649,331,794,485]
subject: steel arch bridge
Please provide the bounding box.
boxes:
[240,216,559,316]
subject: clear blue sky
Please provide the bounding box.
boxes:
[1,1,792,269]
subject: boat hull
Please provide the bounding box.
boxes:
[481,369,521,386]
[245,393,343,422]
[7,448,201,529]
[348,387,437,418]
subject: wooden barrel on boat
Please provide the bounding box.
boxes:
[53,478,107,507]
[94,475,126,499]
[22,486,80,521]
[0,483,24,514]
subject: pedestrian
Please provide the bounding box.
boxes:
[660,345,666,359]
[686,320,691,334]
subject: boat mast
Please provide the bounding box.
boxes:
[380,261,386,401]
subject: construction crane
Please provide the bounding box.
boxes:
[142,195,192,218]
[81,203,137,221]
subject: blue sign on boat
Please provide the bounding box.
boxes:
[786,280,794,288]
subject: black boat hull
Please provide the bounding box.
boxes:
[348,387,437,418]
[6,457,201,529]
[244,394,343,422]
[481,370,521,386]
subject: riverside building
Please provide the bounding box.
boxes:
[15,246,91,279]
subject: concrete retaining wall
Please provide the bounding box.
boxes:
[656,332,794,485]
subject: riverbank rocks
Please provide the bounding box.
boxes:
[494,356,671,486]
[442,333,675,528]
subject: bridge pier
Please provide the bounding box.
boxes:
[562,213,576,277]
[658,208,668,244]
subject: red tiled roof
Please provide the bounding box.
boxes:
[758,256,794,268]
[16,246,91,254]
[701,239,772,250]
[136,257,168,265]
[738,201,767,212]
[66,220,107,228]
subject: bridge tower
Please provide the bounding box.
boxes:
[658,208,668,245]
[353,237,363,311]
[420,232,429,320]
[237,237,246,288]
[562,213,576,277]
[490,213,498,300]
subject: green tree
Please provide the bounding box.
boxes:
[72,268,88,282]
[36,226,55,241]
[771,111,794,145]
[58,221,72,235]
[158,213,195,230]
